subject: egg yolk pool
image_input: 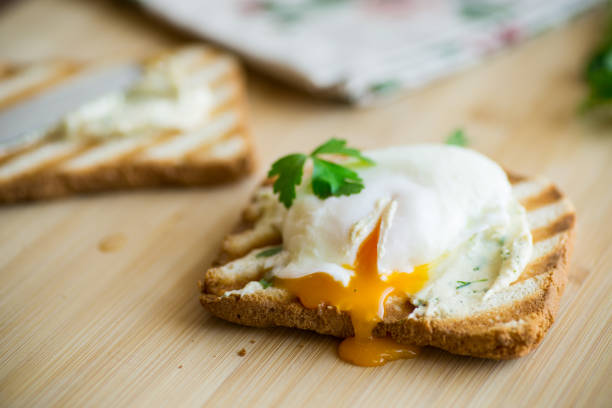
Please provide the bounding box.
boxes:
[277,220,428,366]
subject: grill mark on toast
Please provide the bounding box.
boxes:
[531,234,563,260]
[0,63,82,110]
[0,65,21,81]
[512,178,551,202]
[530,213,575,243]
[144,46,216,72]
[209,90,241,118]
[196,133,249,162]
[138,110,239,161]
[61,130,179,170]
[115,131,180,163]
[185,126,243,161]
[0,139,45,166]
[192,49,218,66]
[507,173,526,184]
[514,251,561,283]
[0,64,14,79]
[521,185,562,211]
[26,143,97,175]
[526,199,571,229]
[0,142,93,180]
[194,57,235,83]
[210,68,240,89]
[223,224,282,259]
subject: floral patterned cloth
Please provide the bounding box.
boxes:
[140,0,603,103]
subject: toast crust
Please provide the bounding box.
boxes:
[0,154,254,203]
[200,173,575,359]
[0,47,255,203]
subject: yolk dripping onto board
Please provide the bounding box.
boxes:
[277,220,428,366]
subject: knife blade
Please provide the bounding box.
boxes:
[0,62,141,151]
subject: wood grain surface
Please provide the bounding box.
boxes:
[0,1,611,407]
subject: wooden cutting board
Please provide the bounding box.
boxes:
[0,1,610,407]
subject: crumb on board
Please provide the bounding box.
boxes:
[249,340,256,344]
[237,348,246,357]
[178,365,183,369]
[98,233,127,253]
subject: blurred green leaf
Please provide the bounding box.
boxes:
[583,6,612,112]
[446,129,469,147]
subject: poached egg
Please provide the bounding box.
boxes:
[258,144,533,365]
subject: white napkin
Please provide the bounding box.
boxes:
[140,0,602,104]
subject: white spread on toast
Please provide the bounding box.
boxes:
[52,48,214,141]
[229,145,533,318]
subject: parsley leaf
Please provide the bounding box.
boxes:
[256,246,283,258]
[267,138,374,208]
[311,157,364,198]
[267,153,307,208]
[446,129,468,147]
[311,138,375,165]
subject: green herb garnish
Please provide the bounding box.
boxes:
[259,278,273,289]
[369,79,400,94]
[456,278,488,289]
[583,8,612,112]
[267,138,375,208]
[256,246,283,258]
[445,129,468,147]
[500,247,511,261]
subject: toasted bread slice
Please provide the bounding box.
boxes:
[200,173,575,359]
[0,46,254,203]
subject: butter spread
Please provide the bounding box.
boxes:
[52,52,213,141]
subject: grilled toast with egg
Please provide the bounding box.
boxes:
[0,46,254,203]
[200,170,575,360]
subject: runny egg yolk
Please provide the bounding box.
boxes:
[276,220,429,366]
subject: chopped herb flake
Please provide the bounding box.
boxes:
[256,246,283,258]
[259,278,273,289]
[456,278,488,289]
[501,248,511,261]
[369,79,400,94]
